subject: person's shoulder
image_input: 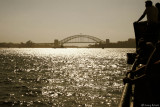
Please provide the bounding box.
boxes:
[146,6,155,9]
[151,6,158,10]
[153,6,158,12]
[146,6,158,11]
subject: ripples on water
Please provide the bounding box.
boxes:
[0,48,135,107]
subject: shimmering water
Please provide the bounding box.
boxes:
[0,48,135,107]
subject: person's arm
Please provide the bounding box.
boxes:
[137,10,146,22]
[126,64,146,76]
[154,60,160,65]
[123,74,146,84]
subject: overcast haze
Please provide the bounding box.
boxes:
[0,0,159,43]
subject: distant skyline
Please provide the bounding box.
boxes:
[0,0,160,43]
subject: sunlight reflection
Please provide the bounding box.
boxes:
[0,48,135,106]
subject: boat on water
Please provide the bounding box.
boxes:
[119,22,160,107]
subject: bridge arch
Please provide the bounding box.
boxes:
[60,35,105,45]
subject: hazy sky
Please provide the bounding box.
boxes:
[0,0,159,43]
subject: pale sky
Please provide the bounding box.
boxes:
[0,0,159,43]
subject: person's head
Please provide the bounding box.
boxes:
[145,1,153,7]
[138,38,146,48]
[155,3,160,8]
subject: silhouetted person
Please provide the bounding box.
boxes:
[137,39,154,64]
[123,42,160,106]
[135,1,159,44]
[155,3,160,22]
[155,3,160,41]
[137,1,158,24]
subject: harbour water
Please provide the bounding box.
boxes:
[0,48,135,107]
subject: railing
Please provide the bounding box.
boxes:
[118,56,138,107]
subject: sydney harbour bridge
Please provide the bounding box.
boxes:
[54,34,106,47]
